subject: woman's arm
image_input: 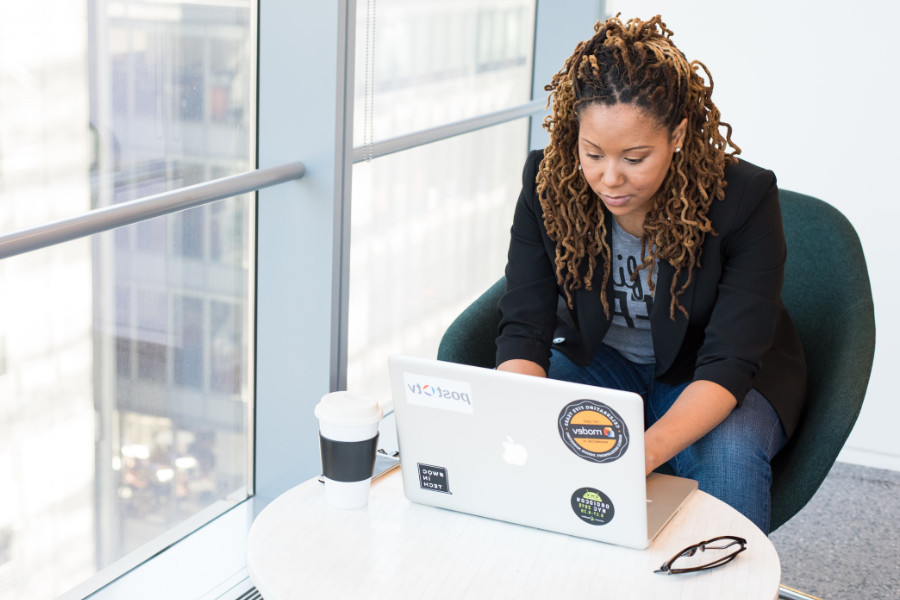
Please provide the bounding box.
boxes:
[645,169,788,474]
[496,150,560,371]
[690,167,785,407]
[643,380,736,475]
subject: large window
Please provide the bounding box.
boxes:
[0,2,255,597]
[0,1,600,597]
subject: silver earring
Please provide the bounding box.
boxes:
[577,163,582,171]
[675,147,681,153]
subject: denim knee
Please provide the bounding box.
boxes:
[669,389,786,533]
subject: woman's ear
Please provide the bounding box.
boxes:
[673,118,688,149]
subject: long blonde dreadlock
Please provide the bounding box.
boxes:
[538,15,740,319]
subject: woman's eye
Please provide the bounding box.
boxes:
[624,157,645,164]
[585,153,603,160]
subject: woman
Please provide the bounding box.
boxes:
[496,15,806,534]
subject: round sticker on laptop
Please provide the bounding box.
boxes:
[571,487,615,526]
[558,399,629,463]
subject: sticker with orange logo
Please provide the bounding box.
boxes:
[557,399,629,463]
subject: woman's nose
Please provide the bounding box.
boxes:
[600,163,625,188]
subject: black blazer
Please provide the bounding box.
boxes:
[497,150,807,436]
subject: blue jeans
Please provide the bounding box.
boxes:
[548,345,787,534]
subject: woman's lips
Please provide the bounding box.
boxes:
[602,194,631,207]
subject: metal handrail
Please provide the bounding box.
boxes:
[0,98,546,259]
[352,99,547,163]
[0,161,306,260]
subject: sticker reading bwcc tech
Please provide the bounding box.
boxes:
[557,399,629,463]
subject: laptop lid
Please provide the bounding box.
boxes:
[388,355,696,550]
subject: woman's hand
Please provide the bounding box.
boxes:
[643,380,737,475]
[497,359,547,378]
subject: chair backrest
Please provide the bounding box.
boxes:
[769,189,875,531]
[437,277,505,369]
[436,189,877,532]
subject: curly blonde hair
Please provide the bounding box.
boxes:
[538,14,740,318]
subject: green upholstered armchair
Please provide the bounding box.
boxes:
[436,189,876,533]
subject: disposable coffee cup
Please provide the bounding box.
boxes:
[314,391,383,509]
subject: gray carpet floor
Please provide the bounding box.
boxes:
[769,461,900,599]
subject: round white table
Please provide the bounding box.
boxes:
[248,471,780,599]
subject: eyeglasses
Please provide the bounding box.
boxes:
[654,535,747,575]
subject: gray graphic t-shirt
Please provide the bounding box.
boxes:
[602,219,657,364]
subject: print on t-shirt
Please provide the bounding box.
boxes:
[611,251,652,329]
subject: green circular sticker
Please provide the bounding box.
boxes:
[571,487,615,526]
[558,399,629,463]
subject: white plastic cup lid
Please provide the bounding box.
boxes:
[314,391,383,427]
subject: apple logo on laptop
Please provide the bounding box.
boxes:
[502,436,528,466]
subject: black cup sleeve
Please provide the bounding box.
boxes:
[319,433,379,482]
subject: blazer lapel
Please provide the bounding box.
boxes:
[651,260,693,375]
[573,222,615,355]
[573,276,609,353]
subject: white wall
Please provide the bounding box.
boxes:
[605,0,899,469]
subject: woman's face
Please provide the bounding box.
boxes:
[577,102,686,236]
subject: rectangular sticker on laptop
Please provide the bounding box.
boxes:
[417,463,451,494]
[403,372,474,414]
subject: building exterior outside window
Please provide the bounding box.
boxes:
[0,2,255,597]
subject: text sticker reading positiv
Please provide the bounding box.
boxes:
[558,399,629,463]
[403,372,474,414]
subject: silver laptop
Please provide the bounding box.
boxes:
[387,355,697,549]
